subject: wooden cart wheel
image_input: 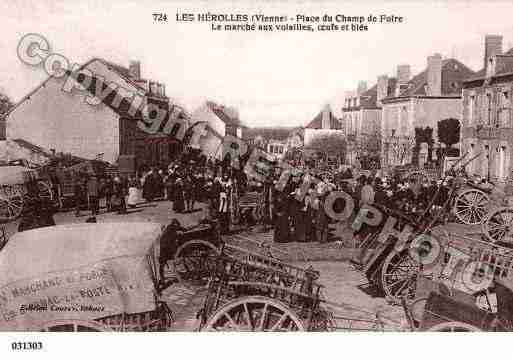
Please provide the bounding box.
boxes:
[39,319,111,332]
[202,296,305,331]
[409,297,428,325]
[427,321,481,332]
[380,249,420,304]
[453,189,489,225]
[37,180,53,201]
[482,207,513,244]
[173,239,219,288]
[0,184,25,221]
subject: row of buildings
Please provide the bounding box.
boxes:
[242,104,344,162]
[1,59,243,169]
[342,34,513,184]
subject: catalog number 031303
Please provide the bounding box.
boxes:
[11,341,43,351]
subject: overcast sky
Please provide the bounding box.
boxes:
[2,0,513,127]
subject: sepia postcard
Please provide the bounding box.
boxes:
[1,0,513,356]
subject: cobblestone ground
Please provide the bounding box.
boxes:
[3,199,480,331]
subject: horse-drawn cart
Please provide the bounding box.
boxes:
[401,234,513,331]
[354,152,513,305]
[197,243,402,331]
[0,223,173,331]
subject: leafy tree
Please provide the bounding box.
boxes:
[306,133,347,161]
[437,118,460,148]
[437,118,460,161]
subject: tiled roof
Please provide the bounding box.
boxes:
[11,138,53,157]
[384,58,476,99]
[343,78,397,111]
[7,58,169,121]
[464,47,513,82]
[305,108,343,129]
[207,102,242,127]
[358,85,378,108]
[495,55,513,75]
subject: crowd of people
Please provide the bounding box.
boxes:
[265,165,484,244]
[15,147,490,247]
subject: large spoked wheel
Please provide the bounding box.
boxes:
[427,321,482,332]
[0,184,25,221]
[453,189,489,225]
[380,249,420,304]
[482,207,513,244]
[202,296,305,332]
[173,240,219,288]
[39,319,111,332]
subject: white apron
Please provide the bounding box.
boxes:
[127,187,140,206]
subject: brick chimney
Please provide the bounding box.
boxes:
[357,81,367,96]
[377,75,389,106]
[396,64,411,84]
[427,53,442,96]
[129,60,141,80]
[395,64,411,96]
[322,104,331,129]
[484,35,503,70]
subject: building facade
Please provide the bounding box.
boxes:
[461,35,513,183]
[342,78,397,166]
[303,104,344,146]
[6,59,182,167]
[381,56,476,168]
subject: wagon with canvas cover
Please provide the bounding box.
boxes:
[0,222,173,331]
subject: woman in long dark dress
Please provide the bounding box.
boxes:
[142,170,154,202]
[173,178,185,213]
[273,194,290,243]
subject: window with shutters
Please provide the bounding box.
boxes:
[468,95,475,126]
[500,91,511,128]
[487,93,493,126]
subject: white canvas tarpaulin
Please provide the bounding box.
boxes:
[0,222,162,330]
[0,166,37,185]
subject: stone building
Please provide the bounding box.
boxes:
[6,59,186,167]
[381,56,476,168]
[461,35,513,183]
[303,104,344,145]
[303,105,345,165]
[342,77,397,166]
